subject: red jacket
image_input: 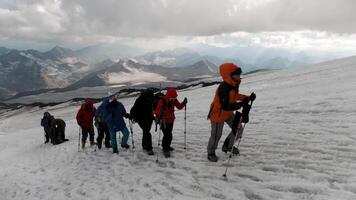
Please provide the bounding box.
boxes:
[76,99,96,129]
[155,88,185,124]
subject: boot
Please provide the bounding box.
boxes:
[90,141,96,146]
[222,145,231,154]
[105,142,112,148]
[113,148,119,154]
[169,146,175,151]
[146,149,154,155]
[208,153,218,162]
[232,147,240,155]
[163,150,170,158]
[81,141,85,149]
[121,143,130,149]
[97,140,102,149]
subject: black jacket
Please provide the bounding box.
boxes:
[130,91,155,122]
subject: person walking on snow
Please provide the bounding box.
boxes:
[76,99,96,148]
[207,63,256,162]
[155,88,187,158]
[41,112,54,143]
[95,98,112,149]
[103,95,131,154]
[130,89,156,155]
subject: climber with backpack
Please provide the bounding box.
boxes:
[76,99,97,148]
[130,89,156,155]
[103,95,132,154]
[207,63,256,162]
[95,98,112,149]
[155,88,187,158]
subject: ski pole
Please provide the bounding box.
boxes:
[129,120,135,149]
[223,100,254,178]
[156,121,162,163]
[93,127,97,152]
[184,105,187,150]
[78,127,81,152]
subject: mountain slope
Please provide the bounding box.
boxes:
[66,59,218,89]
[0,55,355,200]
[0,47,90,99]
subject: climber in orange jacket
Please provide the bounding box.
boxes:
[207,63,256,162]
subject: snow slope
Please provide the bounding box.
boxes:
[0,56,356,200]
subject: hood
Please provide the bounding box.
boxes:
[85,99,93,106]
[44,112,51,118]
[165,88,178,99]
[219,63,240,87]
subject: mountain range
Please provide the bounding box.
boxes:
[0,45,324,100]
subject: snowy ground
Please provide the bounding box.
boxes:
[1,56,356,200]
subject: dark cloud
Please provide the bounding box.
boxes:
[0,0,356,49]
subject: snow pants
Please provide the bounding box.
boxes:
[96,123,110,147]
[81,126,95,143]
[109,126,129,150]
[161,122,174,152]
[137,119,153,151]
[207,114,244,154]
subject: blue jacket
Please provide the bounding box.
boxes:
[103,98,127,131]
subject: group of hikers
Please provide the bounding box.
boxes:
[41,63,256,162]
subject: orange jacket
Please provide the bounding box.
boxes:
[208,63,247,122]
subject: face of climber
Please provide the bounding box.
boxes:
[232,74,241,84]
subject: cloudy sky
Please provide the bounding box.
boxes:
[1,0,356,55]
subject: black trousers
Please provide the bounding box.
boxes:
[161,122,174,151]
[138,119,153,151]
[96,123,110,145]
[44,128,50,142]
[82,126,94,142]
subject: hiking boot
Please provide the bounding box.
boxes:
[121,144,130,149]
[232,147,240,155]
[81,142,85,149]
[163,150,170,158]
[222,146,231,154]
[97,142,102,149]
[90,141,96,146]
[169,146,175,151]
[208,153,218,162]
[146,150,154,155]
[105,143,112,148]
[113,148,119,154]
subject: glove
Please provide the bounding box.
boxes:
[182,97,187,105]
[242,97,249,105]
[249,92,256,101]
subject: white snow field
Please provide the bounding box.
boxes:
[1,56,356,200]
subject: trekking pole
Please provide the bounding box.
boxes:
[223,100,254,178]
[118,129,121,145]
[156,121,162,163]
[184,105,187,150]
[129,120,135,149]
[93,127,97,152]
[78,127,81,152]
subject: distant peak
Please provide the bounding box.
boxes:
[50,46,73,53]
